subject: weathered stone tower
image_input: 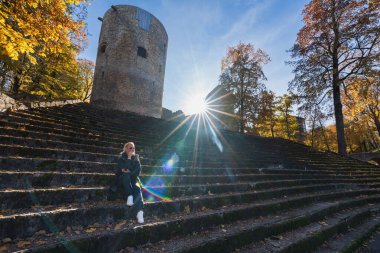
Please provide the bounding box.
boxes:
[91,5,168,118]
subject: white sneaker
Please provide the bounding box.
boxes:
[137,210,144,224]
[127,195,133,206]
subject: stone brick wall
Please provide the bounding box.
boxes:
[91,5,168,119]
[26,99,81,109]
[0,92,81,113]
[0,92,27,112]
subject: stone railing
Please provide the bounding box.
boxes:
[0,92,81,113]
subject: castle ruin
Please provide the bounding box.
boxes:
[91,5,168,118]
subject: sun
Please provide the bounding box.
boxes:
[183,94,208,115]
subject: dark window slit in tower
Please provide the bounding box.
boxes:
[137,47,147,58]
[99,43,106,53]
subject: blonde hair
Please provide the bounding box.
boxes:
[123,142,135,153]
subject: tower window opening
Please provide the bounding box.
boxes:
[99,43,106,53]
[137,47,147,58]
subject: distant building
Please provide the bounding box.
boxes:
[161,107,186,122]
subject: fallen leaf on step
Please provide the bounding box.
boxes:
[85,228,97,233]
[36,240,47,245]
[0,245,8,253]
[16,241,32,247]
[184,205,191,214]
[115,221,127,230]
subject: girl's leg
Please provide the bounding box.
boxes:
[119,173,134,196]
[132,183,144,211]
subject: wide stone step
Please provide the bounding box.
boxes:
[2,177,375,209]
[14,105,378,167]
[0,135,120,155]
[2,111,374,168]
[3,112,176,145]
[236,203,380,253]
[0,143,294,164]
[1,156,378,177]
[0,124,235,158]
[0,128,214,159]
[0,153,315,172]
[5,109,208,150]
[17,193,380,253]
[15,109,204,153]
[0,120,197,153]
[32,105,174,134]
[0,119,372,168]
[0,118,206,153]
[0,170,375,189]
[10,110,164,137]
[1,134,337,162]
[0,144,374,171]
[1,185,374,240]
[315,212,380,252]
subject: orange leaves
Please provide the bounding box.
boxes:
[114,221,127,230]
[15,240,32,248]
[0,0,88,63]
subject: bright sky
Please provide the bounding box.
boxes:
[80,0,309,115]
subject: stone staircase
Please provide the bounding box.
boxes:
[0,103,379,253]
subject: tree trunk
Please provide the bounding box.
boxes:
[331,0,347,155]
[239,101,244,133]
[239,82,244,133]
[311,116,316,148]
[12,73,22,94]
[319,119,330,151]
[374,116,380,138]
[270,118,275,138]
[332,82,347,155]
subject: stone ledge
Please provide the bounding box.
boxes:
[0,92,81,113]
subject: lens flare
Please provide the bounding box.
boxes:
[137,180,173,202]
[162,153,180,173]
[184,94,208,115]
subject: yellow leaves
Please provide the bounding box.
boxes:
[0,0,87,63]
[16,240,32,247]
[29,1,39,8]
[36,240,47,245]
[28,55,37,65]
[84,227,97,233]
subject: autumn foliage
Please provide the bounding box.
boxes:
[288,0,380,154]
[0,0,93,99]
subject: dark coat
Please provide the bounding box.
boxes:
[108,152,142,200]
[114,152,142,183]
